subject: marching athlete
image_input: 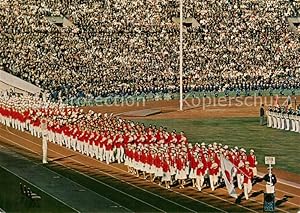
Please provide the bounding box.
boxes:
[196,155,206,191]
[242,161,253,200]
[208,157,219,191]
[162,156,171,189]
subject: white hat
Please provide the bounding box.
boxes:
[240,148,246,152]
[201,142,205,146]
[224,145,228,149]
[250,149,254,153]
[245,161,250,165]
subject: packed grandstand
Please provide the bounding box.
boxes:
[1,0,300,205]
[1,0,300,101]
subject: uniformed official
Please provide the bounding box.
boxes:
[263,167,277,193]
[260,104,265,126]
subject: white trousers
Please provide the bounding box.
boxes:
[105,150,113,164]
[209,174,218,191]
[42,136,48,164]
[65,136,71,149]
[99,147,104,161]
[267,116,272,127]
[285,118,290,131]
[84,142,89,155]
[272,117,277,128]
[116,147,124,163]
[93,145,99,160]
[296,120,300,133]
[280,118,285,130]
[291,120,296,132]
[88,144,93,157]
[196,175,205,191]
[276,117,281,129]
[244,180,252,200]
[71,138,77,151]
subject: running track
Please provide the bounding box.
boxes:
[0,124,299,213]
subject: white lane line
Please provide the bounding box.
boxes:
[168,188,232,213]
[257,172,300,190]
[59,137,300,199]
[1,128,215,213]
[8,125,300,192]
[181,186,258,213]
[256,183,300,197]
[0,134,165,213]
[3,126,299,212]
[0,164,80,213]
[52,159,166,213]
[251,183,300,208]
[2,126,291,212]
[106,165,264,213]
[8,126,300,211]
[0,145,133,213]
[133,173,229,213]
[91,161,287,213]
[196,186,292,213]
[94,161,300,211]
[49,146,227,212]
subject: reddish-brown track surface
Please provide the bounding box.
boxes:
[1,97,300,213]
[83,96,300,120]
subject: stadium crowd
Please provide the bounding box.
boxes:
[1,0,300,100]
[0,93,258,199]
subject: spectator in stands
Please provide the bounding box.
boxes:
[0,0,299,101]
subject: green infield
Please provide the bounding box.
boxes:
[0,166,73,213]
[135,117,300,175]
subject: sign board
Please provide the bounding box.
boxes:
[265,156,276,165]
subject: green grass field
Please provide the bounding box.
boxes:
[0,166,73,213]
[135,117,300,175]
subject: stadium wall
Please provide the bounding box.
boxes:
[0,70,42,94]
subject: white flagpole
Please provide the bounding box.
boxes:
[179,0,183,111]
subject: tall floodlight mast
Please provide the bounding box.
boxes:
[179,0,183,111]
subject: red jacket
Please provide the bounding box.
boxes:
[176,158,184,170]
[162,161,170,172]
[154,156,162,168]
[190,157,198,169]
[140,153,147,164]
[247,155,256,167]
[242,167,253,183]
[196,162,207,175]
[147,154,153,166]
[208,161,219,175]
